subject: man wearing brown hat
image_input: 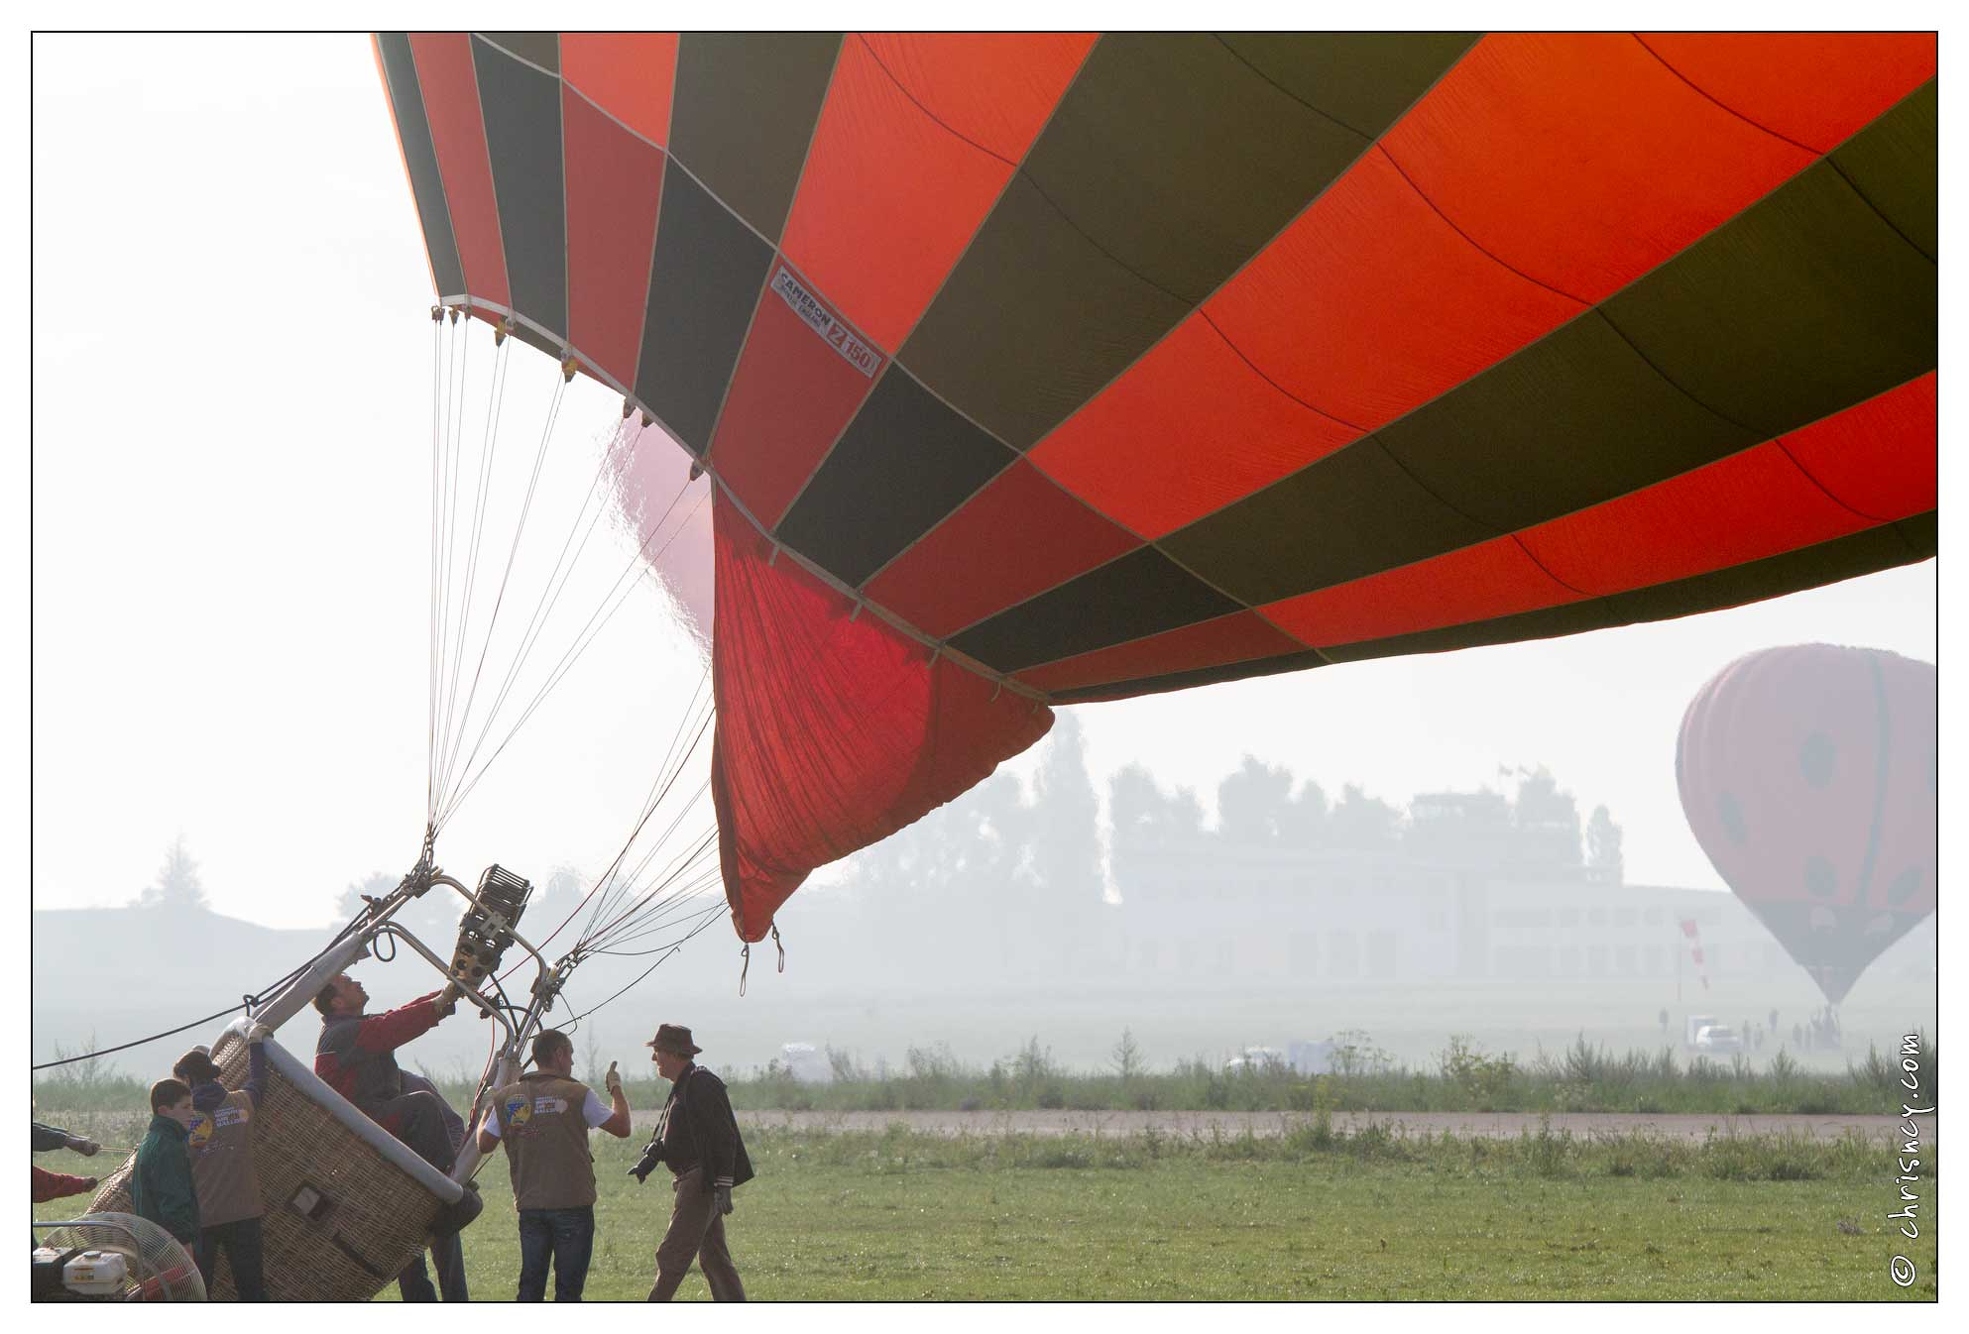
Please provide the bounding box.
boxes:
[632,1023,752,1301]
[476,1029,633,1301]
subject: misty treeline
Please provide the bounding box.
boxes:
[1117,748,1622,876]
[126,717,1621,990]
[768,714,1623,984]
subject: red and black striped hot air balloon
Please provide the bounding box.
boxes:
[373,33,1936,944]
[1678,644,1936,1005]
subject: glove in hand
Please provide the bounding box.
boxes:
[604,1060,622,1094]
[714,1183,734,1217]
[69,1137,101,1158]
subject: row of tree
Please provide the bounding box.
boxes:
[1113,749,1621,874]
[128,721,1623,936]
[788,718,1628,980]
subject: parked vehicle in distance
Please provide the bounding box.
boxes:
[778,1042,833,1084]
[1287,1040,1336,1076]
[1692,1024,1744,1054]
[1223,1046,1286,1074]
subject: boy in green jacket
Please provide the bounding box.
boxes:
[130,1078,200,1247]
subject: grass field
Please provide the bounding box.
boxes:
[34,1112,1936,1301]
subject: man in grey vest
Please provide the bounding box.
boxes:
[632,1023,753,1301]
[476,1029,632,1300]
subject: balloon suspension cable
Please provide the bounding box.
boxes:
[439,472,710,829]
[433,362,570,818]
[432,329,518,813]
[554,908,725,1030]
[506,660,716,972]
[403,308,726,1144]
[421,330,711,835]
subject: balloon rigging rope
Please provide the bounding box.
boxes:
[428,314,465,822]
[558,903,728,1033]
[439,413,636,815]
[493,676,714,985]
[605,801,716,928]
[578,687,716,929]
[433,335,515,809]
[581,821,720,954]
[438,331,512,789]
[512,680,715,967]
[408,325,724,1033]
[427,314,446,822]
[430,317,476,817]
[434,483,710,830]
[433,366,565,808]
[422,333,710,830]
[429,316,472,819]
[574,672,715,942]
[585,869,725,955]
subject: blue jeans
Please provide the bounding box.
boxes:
[373,1076,471,1303]
[517,1206,595,1301]
[195,1216,267,1300]
[396,1228,467,1302]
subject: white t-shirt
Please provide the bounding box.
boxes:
[479,1087,611,1140]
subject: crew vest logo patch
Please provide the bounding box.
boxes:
[187,1114,215,1149]
[505,1094,532,1127]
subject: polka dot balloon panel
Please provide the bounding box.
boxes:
[1678,643,1935,1004]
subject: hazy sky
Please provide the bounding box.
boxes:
[29,33,1947,936]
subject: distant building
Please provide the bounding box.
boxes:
[1106,827,1933,990]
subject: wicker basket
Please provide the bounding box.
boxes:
[91,1019,465,1301]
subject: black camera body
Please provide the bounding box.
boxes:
[629,1135,667,1183]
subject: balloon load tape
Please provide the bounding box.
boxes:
[450,864,532,988]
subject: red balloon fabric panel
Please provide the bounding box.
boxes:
[709,494,1054,941]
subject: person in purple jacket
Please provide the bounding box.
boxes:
[174,1024,272,1300]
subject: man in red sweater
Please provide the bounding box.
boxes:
[31,1164,98,1203]
[314,971,477,1301]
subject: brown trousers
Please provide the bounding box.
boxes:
[649,1167,745,1301]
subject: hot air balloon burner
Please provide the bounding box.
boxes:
[448,864,532,990]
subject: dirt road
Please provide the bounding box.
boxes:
[626,1108,1932,1145]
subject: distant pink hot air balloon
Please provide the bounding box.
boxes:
[1677,643,1935,1003]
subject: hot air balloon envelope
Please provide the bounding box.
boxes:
[1678,644,1936,1003]
[375,33,1937,940]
